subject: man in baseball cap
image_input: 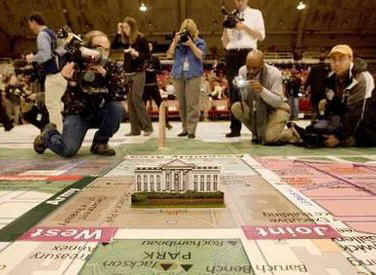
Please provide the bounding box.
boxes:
[327,44,353,78]
[322,44,370,147]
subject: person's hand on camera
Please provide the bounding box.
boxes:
[27,93,37,101]
[249,80,263,94]
[25,53,34,64]
[236,22,245,31]
[61,62,75,79]
[124,48,139,58]
[90,65,107,77]
[182,37,194,48]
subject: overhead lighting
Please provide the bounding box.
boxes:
[140,3,148,12]
[297,1,306,10]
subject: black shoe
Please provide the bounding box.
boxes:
[143,130,153,136]
[33,123,57,154]
[125,132,141,136]
[178,131,188,137]
[166,124,173,130]
[225,132,240,138]
[90,143,116,156]
[188,134,195,139]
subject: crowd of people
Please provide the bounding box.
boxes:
[0,0,375,158]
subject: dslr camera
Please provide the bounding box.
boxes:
[233,75,249,89]
[178,29,192,44]
[221,6,244,29]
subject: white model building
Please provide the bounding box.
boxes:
[134,159,221,193]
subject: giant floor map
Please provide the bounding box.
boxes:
[1,123,376,274]
[0,154,375,274]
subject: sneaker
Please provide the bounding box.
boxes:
[90,143,116,156]
[33,123,57,154]
[177,131,188,137]
[225,132,240,138]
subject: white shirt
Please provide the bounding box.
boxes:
[224,7,265,50]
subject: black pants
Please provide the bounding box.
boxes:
[0,96,14,131]
[225,49,252,134]
[143,84,169,124]
[23,105,49,131]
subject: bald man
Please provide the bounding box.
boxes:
[231,50,297,145]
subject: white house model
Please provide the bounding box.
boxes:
[134,159,221,193]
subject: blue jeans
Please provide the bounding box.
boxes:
[46,101,124,158]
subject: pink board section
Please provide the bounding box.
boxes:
[242,224,341,240]
[19,227,118,242]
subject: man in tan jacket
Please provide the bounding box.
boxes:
[231,50,297,145]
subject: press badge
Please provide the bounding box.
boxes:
[183,58,190,71]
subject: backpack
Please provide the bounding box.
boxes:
[40,28,62,74]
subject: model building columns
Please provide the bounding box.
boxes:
[134,162,221,193]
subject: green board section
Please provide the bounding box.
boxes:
[340,157,373,163]
[0,181,73,194]
[0,177,96,242]
[79,239,253,275]
[2,137,376,160]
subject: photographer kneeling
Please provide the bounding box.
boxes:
[291,45,375,148]
[231,49,293,145]
[33,31,128,157]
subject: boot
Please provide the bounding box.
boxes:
[90,143,116,156]
[33,123,57,154]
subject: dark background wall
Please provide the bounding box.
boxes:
[0,0,375,58]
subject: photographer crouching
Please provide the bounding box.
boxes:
[231,50,294,145]
[33,30,128,157]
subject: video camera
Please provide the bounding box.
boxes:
[57,26,111,94]
[57,26,108,70]
[221,6,244,29]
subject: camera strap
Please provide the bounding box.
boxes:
[183,57,190,72]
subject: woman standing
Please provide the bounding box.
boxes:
[167,19,206,139]
[112,17,153,136]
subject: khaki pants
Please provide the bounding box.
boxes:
[200,93,211,120]
[231,102,294,144]
[128,72,153,134]
[173,77,201,135]
[45,73,67,132]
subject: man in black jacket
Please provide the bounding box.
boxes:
[291,45,373,148]
[33,31,129,157]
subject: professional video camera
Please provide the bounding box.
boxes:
[57,26,108,69]
[221,6,244,29]
[56,26,112,94]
